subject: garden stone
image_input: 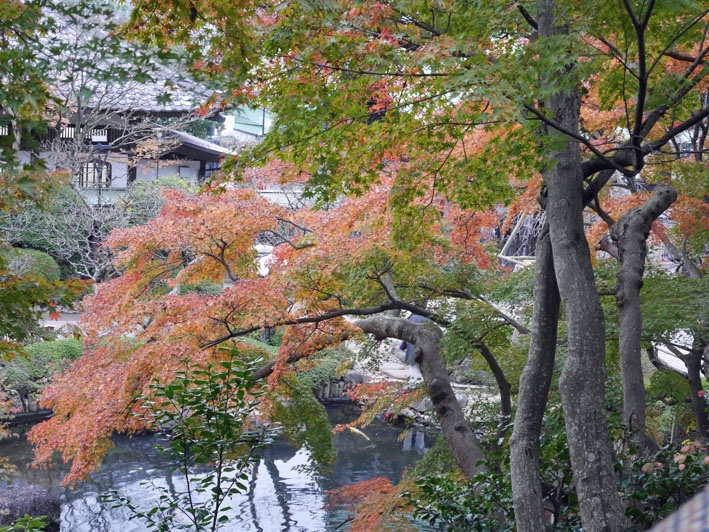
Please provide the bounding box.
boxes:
[0,484,60,531]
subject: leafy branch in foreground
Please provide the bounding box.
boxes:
[0,515,48,532]
[101,348,273,532]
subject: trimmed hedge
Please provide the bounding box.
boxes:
[0,339,83,411]
[179,280,223,296]
[24,338,83,363]
[0,247,61,282]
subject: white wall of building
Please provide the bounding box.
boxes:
[107,153,129,188]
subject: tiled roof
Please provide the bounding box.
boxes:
[53,66,214,115]
[44,10,214,115]
[169,130,234,156]
[101,76,212,114]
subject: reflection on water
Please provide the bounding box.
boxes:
[0,405,432,531]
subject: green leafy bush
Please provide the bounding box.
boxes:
[252,327,284,348]
[0,248,60,282]
[179,280,223,296]
[0,339,83,411]
[410,471,513,532]
[24,338,83,362]
[233,337,278,358]
[297,346,351,389]
[126,176,199,226]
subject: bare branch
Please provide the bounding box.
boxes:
[517,5,538,30]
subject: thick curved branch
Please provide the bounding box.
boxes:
[354,315,487,479]
[414,284,530,335]
[200,301,446,350]
[611,185,676,451]
[581,104,709,179]
[647,345,687,377]
[665,49,709,64]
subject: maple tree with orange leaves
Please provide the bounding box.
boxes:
[30,174,523,486]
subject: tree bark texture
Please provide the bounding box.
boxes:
[537,1,627,529]
[354,315,487,479]
[510,222,560,532]
[611,186,677,451]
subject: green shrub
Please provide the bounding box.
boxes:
[623,441,709,528]
[0,248,60,282]
[0,339,83,411]
[264,328,284,347]
[297,345,352,389]
[126,175,199,226]
[179,280,223,296]
[133,174,199,195]
[408,471,514,532]
[234,337,278,358]
[24,338,83,363]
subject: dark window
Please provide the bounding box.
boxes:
[205,161,219,179]
[128,165,137,184]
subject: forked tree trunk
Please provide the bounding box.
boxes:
[355,315,487,479]
[537,1,627,528]
[611,186,677,451]
[547,124,627,531]
[510,222,560,532]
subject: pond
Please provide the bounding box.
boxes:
[0,405,432,531]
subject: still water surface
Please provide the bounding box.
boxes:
[0,405,431,531]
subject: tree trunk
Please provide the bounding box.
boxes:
[662,235,709,439]
[548,122,627,530]
[686,348,709,440]
[536,2,627,528]
[611,186,677,452]
[476,340,512,418]
[510,222,560,532]
[546,114,627,530]
[355,315,486,479]
[547,128,627,529]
